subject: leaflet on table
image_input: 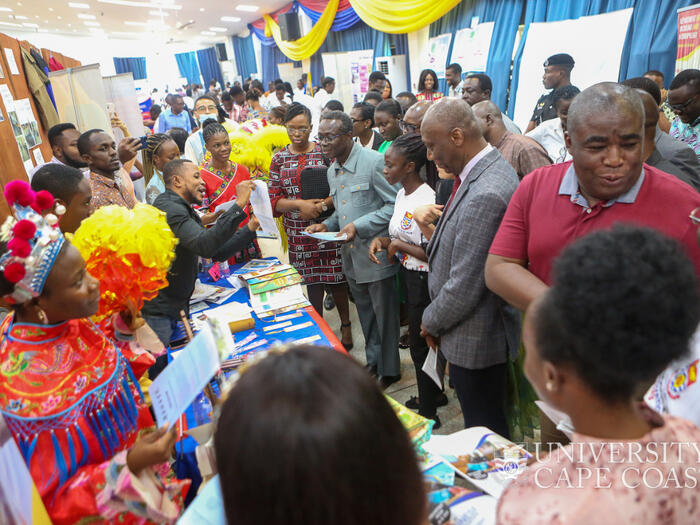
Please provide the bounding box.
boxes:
[232,258,278,275]
[149,324,220,428]
[250,180,278,236]
[190,280,235,304]
[302,231,348,242]
[239,263,293,282]
[426,483,497,525]
[422,427,531,498]
[248,272,303,295]
[248,284,310,318]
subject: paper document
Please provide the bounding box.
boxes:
[4,48,19,75]
[249,180,278,236]
[422,346,444,389]
[178,475,227,525]
[150,325,220,427]
[303,231,347,242]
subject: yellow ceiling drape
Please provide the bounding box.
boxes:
[264,0,339,61]
[348,0,461,34]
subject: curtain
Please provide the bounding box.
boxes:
[249,3,298,47]
[175,52,201,85]
[349,0,462,34]
[196,47,225,89]
[298,0,361,31]
[232,34,258,80]
[261,45,293,86]
[112,56,147,80]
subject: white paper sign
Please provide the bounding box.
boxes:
[424,33,452,78]
[149,324,220,428]
[0,84,14,111]
[4,48,19,76]
[250,179,278,237]
[422,346,444,389]
[32,147,44,167]
[451,22,495,73]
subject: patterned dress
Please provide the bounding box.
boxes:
[268,144,345,285]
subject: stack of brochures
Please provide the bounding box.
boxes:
[238,263,310,318]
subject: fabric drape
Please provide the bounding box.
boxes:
[264,0,339,61]
[261,45,293,86]
[232,34,258,80]
[349,0,461,33]
[175,52,201,85]
[196,48,224,89]
[112,56,147,80]
[298,0,361,31]
[250,4,297,47]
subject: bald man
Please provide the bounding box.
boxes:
[473,100,551,179]
[419,98,520,436]
[486,82,700,445]
[401,100,432,134]
[635,89,700,191]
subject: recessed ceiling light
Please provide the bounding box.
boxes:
[68,2,90,7]
[221,16,241,23]
[97,0,181,9]
[83,21,100,26]
[13,15,28,20]
[210,27,227,32]
[0,20,21,27]
[148,9,168,16]
[200,8,204,12]
[235,5,258,12]
[200,31,215,35]
[22,22,38,27]
[16,1,21,5]
[48,7,53,11]
[38,28,48,32]
[57,16,62,19]
[124,21,147,26]
[0,7,12,12]
[77,13,96,19]
[34,15,39,18]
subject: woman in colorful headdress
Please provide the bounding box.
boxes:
[0,181,187,524]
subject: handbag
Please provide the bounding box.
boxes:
[300,166,332,219]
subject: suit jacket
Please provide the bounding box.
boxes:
[324,142,400,284]
[655,127,700,191]
[423,148,521,369]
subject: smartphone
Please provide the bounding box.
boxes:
[138,135,148,150]
[106,102,116,117]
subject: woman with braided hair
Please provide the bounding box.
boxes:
[142,133,180,205]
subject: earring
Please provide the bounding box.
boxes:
[546,381,554,392]
[36,306,48,324]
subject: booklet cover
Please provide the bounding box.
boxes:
[426,483,497,525]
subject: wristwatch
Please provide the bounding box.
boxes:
[320,201,328,212]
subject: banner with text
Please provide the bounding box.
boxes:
[677,4,700,74]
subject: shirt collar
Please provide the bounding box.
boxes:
[558,162,645,208]
[494,131,511,150]
[458,143,493,182]
[339,142,362,172]
[90,171,119,188]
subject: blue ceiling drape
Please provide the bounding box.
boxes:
[232,34,258,80]
[261,45,293,87]
[197,47,225,89]
[113,56,147,80]
[175,52,201,86]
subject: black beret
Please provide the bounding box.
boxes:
[544,53,575,67]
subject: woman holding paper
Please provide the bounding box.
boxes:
[268,103,353,349]
[0,181,187,523]
[200,121,260,263]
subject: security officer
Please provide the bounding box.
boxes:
[525,53,575,133]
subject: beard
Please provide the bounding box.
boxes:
[63,154,88,169]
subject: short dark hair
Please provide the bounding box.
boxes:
[466,73,493,94]
[215,346,426,525]
[644,69,664,79]
[375,98,402,119]
[536,226,700,402]
[551,85,581,108]
[322,76,335,87]
[202,121,227,144]
[269,105,287,121]
[230,85,244,97]
[320,110,352,134]
[363,91,383,104]
[418,69,439,92]
[31,163,85,203]
[324,99,344,112]
[77,129,104,156]
[221,92,232,102]
[446,63,462,76]
[162,158,192,187]
[48,123,77,148]
[369,71,386,83]
[246,89,261,102]
[171,94,184,102]
[670,68,700,90]
[352,102,376,126]
[283,102,311,124]
[395,91,418,112]
[166,127,188,154]
[621,77,661,105]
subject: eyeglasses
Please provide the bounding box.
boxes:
[689,207,700,225]
[351,118,366,124]
[666,94,698,112]
[399,120,418,133]
[195,105,218,113]
[286,126,310,135]
[317,133,344,144]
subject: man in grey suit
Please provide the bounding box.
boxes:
[420,99,520,436]
[307,111,402,388]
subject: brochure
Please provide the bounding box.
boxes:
[426,483,497,525]
[302,231,348,242]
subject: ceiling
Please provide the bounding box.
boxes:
[0,0,290,45]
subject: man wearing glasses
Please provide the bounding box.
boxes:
[668,69,700,160]
[306,111,402,389]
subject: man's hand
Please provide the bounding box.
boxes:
[201,209,224,226]
[338,222,357,242]
[297,199,322,220]
[387,239,401,262]
[247,214,260,232]
[420,323,440,350]
[305,223,328,234]
[117,137,141,164]
[368,237,390,264]
[126,425,178,475]
[235,181,256,208]
[414,204,444,226]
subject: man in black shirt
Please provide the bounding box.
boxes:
[525,53,575,133]
[142,159,258,366]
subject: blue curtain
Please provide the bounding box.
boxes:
[261,45,293,87]
[175,52,201,85]
[232,34,258,80]
[297,2,361,31]
[196,47,225,89]
[113,56,147,80]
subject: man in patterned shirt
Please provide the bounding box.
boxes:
[668,68,700,160]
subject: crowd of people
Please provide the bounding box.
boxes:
[3,51,700,523]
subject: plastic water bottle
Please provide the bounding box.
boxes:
[219,260,230,277]
[193,392,212,426]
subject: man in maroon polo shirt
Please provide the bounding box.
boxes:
[485,82,700,442]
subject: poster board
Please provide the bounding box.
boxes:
[321,49,373,109]
[423,33,452,78]
[676,3,700,73]
[451,22,494,73]
[512,8,633,130]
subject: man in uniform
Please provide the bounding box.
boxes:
[525,53,575,133]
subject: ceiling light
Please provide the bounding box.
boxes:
[84,21,100,26]
[58,15,62,19]
[48,7,53,11]
[221,16,241,22]
[0,21,21,27]
[34,15,39,18]
[77,13,96,19]
[235,5,258,12]
[210,27,226,32]
[22,22,38,27]
[13,15,28,20]
[68,2,90,7]
[200,8,204,12]
[124,21,148,26]
[97,0,181,10]
[148,9,168,16]
[0,7,12,11]
[200,31,215,35]
[38,28,48,32]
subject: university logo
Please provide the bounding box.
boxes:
[400,211,413,231]
[667,359,699,399]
